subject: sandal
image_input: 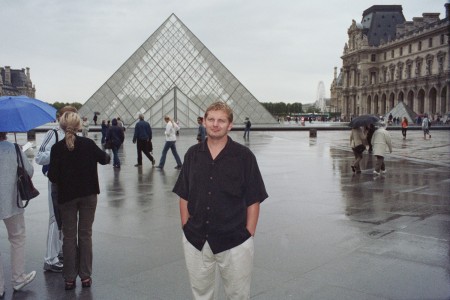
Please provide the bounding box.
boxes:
[65,280,76,290]
[81,277,92,288]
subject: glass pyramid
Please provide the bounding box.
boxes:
[79,14,276,128]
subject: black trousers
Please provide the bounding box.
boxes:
[136,139,154,165]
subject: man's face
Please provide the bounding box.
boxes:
[205,110,232,140]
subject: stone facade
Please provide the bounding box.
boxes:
[330,4,450,121]
[0,66,35,97]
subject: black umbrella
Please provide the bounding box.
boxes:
[348,114,380,128]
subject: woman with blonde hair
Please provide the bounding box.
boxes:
[155,115,183,170]
[48,111,110,290]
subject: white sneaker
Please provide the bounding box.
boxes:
[373,170,380,175]
[13,271,36,291]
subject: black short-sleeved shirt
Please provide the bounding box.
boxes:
[173,136,268,254]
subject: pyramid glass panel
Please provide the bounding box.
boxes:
[79,14,276,128]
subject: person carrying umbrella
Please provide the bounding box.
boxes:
[0,132,37,296]
[349,127,367,174]
[371,122,392,176]
[35,106,78,273]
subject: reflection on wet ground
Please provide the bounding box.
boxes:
[1,129,449,299]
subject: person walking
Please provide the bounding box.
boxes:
[349,127,367,174]
[92,114,97,126]
[155,116,183,170]
[365,124,375,154]
[196,116,206,143]
[132,114,155,167]
[106,118,125,169]
[173,102,268,300]
[401,117,408,139]
[100,120,108,145]
[422,114,431,139]
[81,117,89,137]
[48,111,110,290]
[243,117,251,139]
[0,132,37,296]
[371,122,392,176]
[35,106,78,273]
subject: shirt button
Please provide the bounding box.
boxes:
[206,206,210,210]
[206,220,209,224]
[208,192,211,195]
[210,176,213,180]
[205,234,209,238]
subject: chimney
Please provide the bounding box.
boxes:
[404,21,414,33]
[26,67,31,84]
[422,13,440,24]
[446,3,450,19]
[334,67,337,79]
[4,66,11,85]
[412,17,424,28]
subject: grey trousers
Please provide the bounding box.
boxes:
[59,194,97,281]
[45,181,63,265]
[0,213,29,293]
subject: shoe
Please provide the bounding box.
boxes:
[44,262,63,273]
[351,165,356,173]
[155,166,163,169]
[174,165,182,170]
[113,165,121,169]
[13,271,36,291]
[134,164,142,167]
[65,280,76,290]
[58,253,64,263]
[152,159,156,166]
[81,277,92,288]
[373,170,380,175]
[0,291,4,298]
[381,170,386,174]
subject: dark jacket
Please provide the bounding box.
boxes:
[106,119,125,148]
[48,136,110,204]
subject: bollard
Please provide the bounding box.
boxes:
[27,130,36,140]
[309,128,317,138]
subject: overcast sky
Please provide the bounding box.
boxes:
[2,0,446,104]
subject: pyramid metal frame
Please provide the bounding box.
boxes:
[79,14,276,128]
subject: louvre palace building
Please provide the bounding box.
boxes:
[330,3,449,121]
[0,66,35,97]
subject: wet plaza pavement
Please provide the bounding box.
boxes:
[1,128,449,299]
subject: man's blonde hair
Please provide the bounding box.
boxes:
[204,101,233,122]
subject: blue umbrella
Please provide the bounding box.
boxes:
[0,95,57,132]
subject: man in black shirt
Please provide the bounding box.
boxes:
[173,101,268,299]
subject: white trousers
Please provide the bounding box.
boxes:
[0,213,29,294]
[182,235,254,300]
[45,180,63,265]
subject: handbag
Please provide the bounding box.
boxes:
[105,140,113,149]
[352,144,366,154]
[14,144,40,208]
[146,140,153,152]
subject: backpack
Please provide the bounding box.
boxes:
[42,129,58,175]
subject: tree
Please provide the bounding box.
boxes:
[51,102,83,111]
[261,102,303,116]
